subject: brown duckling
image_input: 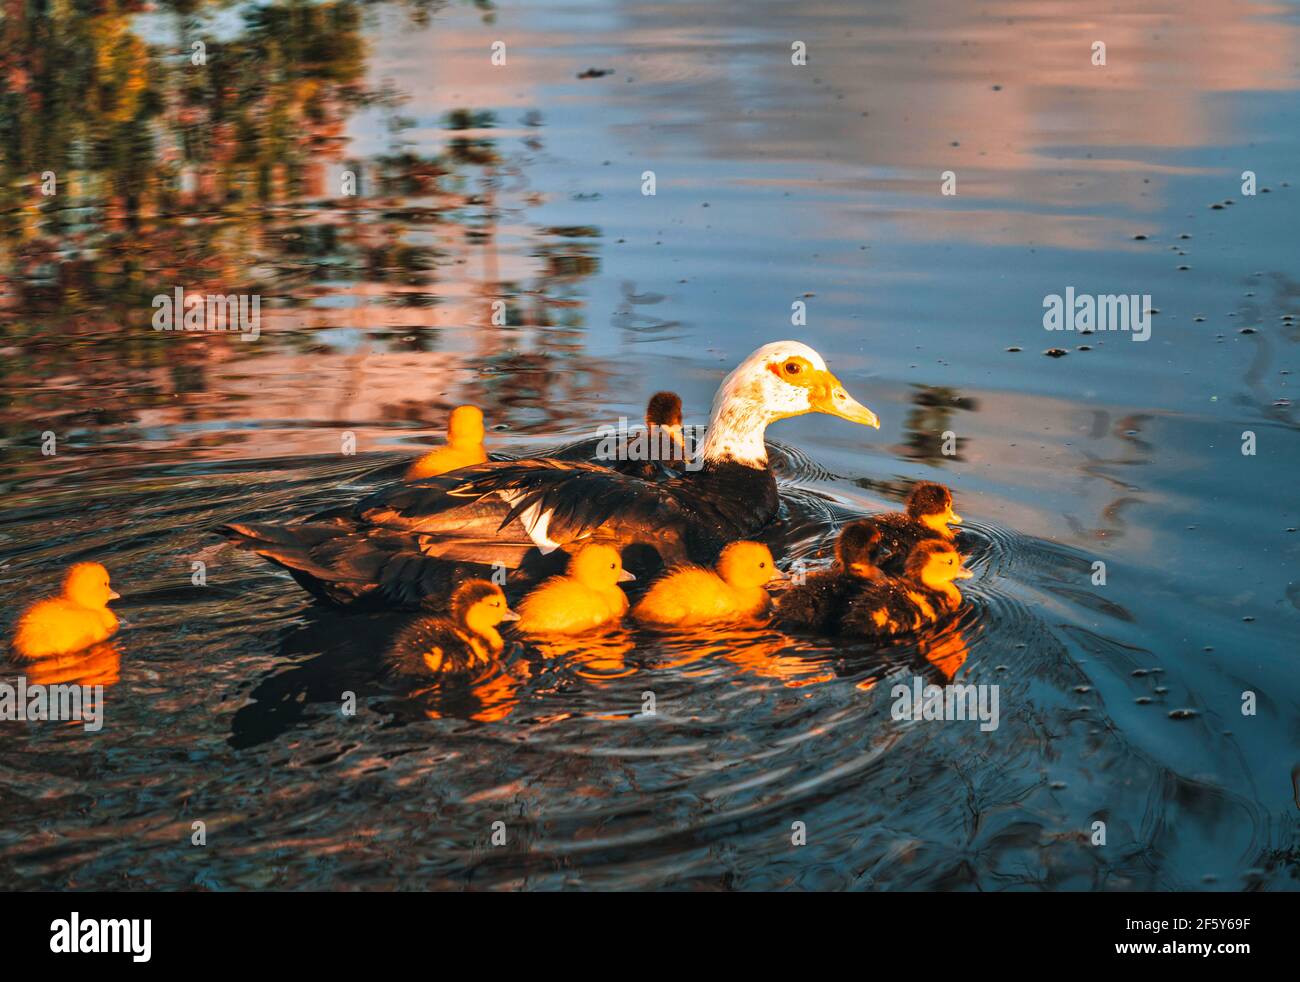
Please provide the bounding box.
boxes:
[775,519,886,634]
[874,482,962,573]
[841,539,972,637]
[385,579,518,677]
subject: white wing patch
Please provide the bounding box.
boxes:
[498,490,561,554]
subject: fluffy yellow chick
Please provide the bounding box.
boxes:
[632,541,781,626]
[406,405,488,479]
[13,563,121,658]
[516,543,634,635]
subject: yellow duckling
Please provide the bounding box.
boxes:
[632,541,782,627]
[12,563,121,659]
[386,579,518,677]
[406,405,488,479]
[516,543,635,635]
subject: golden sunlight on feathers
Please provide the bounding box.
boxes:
[406,405,488,480]
[633,541,781,626]
[12,563,121,659]
[516,543,635,635]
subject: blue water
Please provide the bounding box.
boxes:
[0,0,1296,890]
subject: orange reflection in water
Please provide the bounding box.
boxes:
[417,658,531,724]
[920,628,971,682]
[718,631,838,688]
[12,641,122,689]
[531,630,639,680]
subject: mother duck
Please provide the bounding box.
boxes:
[221,341,879,604]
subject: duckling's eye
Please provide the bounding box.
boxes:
[784,361,801,375]
[759,561,766,568]
[609,563,616,570]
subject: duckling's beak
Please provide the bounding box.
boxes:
[770,567,790,582]
[811,371,880,429]
[955,563,974,580]
[500,607,521,621]
[618,569,637,582]
[108,589,121,600]
[947,509,963,526]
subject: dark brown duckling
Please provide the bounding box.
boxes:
[385,580,518,677]
[775,519,887,634]
[547,390,688,477]
[874,482,962,573]
[608,390,687,478]
[841,539,972,637]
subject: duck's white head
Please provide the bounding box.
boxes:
[699,341,880,467]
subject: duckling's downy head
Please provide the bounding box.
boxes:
[646,390,685,456]
[699,341,879,466]
[64,563,119,609]
[835,519,883,578]
[447,405,485,445]
[569,543,636,589]
[716,541,780,589]
[450,579,518,634]
[645,391,682,429]
[904,540,973,589]
[905,481,962,537]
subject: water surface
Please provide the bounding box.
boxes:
[1,0,1298,890]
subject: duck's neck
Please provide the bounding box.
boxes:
[699,384,773,468]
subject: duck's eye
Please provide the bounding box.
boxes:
[759,561,766,568]
[609,563,616,570]
[784,361,801,375]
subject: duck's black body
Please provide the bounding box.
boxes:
[219,457,781,605]
[217,518,507,611]
[547,436,684,481]
[356,456,780,569]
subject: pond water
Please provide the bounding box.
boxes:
[1,0,1297,890]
